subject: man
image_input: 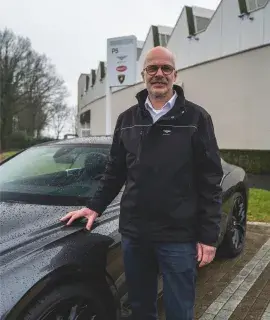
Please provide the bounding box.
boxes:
[61,46,223,320]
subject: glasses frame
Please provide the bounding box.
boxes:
[143,64,175,76]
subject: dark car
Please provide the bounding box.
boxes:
[0,136,249,320]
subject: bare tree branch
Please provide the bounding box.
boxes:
[0,28,69,148]
[50,103,72,139]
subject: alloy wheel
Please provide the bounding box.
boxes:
[231,194,246,250]
[39,298,98,320]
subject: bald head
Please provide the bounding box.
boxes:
[141,46,177,103]
[143,46,176,69]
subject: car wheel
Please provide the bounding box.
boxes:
[22,283,114,320]
[219,192,247,258]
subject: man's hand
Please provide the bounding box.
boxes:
[197,243,216,267]
[60,208,98,230]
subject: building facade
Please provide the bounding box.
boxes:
[77,0,270,150]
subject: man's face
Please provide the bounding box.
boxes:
[142,54,177,99]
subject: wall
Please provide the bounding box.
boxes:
[84,45,270,150]
[79,63,106,110]
[136,27,156,80]
[166,0,270,68]
[178,45,270,150]
[77,0,269,115]
[78,0,269,111]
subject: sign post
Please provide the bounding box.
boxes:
[106,35,137,135]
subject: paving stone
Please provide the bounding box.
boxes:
[205,302,225,315]
[197,237,270,320]
[261,312,270,320]
[214,309,233,319]
[231,289,247,300]
[198,313,215,320]
[159,231,270,320]
[226,264,270,320]
[222,297,242,311]
[195,303,209,319]
[245,311,266,319]
[215,290,233,303]
[264,302,270,313]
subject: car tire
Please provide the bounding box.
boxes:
[22,283,115,320]
[218,191,247,258]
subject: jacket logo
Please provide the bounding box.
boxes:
[162,129,171,135]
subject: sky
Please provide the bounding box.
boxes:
[1,0,221,107]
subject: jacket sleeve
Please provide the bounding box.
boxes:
[194,112,224,246]
[86,113,127,216]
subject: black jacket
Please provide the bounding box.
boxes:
[87,85,223,246]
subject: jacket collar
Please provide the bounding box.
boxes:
[136,84,186,119]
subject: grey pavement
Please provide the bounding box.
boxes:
[158,224,270,320]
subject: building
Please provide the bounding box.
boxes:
[77,0,270,150]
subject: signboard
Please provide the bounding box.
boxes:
[107,35,137,87]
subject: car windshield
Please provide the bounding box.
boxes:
[0,144,110,205]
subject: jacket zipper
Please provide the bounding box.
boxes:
[136,129,144,163]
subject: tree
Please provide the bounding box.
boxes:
[0,28,69,149]
[50,103,72,139]
[69,105,79,135]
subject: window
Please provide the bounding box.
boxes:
[80,110,91,125]
[257,0,268,8]
[194,16,210,32]
[247,0,268,11]
[137,47,142,60]
[159,33,170,47]
[0,144,110,205]
[81,128,91,137]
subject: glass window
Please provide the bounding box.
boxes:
[247,0,268,11]
[0,144,110,204]
[247,0,257,11]
[159,33,170,47]
[257,0,268,8]
[194,16,210,32]
[137,47,142,60]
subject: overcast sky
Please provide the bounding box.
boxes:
[1,0,220,107]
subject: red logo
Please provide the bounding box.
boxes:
[116,65,127,72]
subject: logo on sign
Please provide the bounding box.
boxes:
[118,74,125,84]
[116,65,127,72]
[117,55,127,61]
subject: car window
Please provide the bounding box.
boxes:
[0,144,110,204]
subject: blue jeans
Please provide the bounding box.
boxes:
[121,236,197,320]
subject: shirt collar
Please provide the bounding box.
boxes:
[145,91,178,113]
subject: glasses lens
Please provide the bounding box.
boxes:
[145,65,174,75]
[161,65,174,75]
[146,65,159,75]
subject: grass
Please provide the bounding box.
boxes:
[0,151,18,162]
[248,188,270,223]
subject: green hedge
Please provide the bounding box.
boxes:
[3,131,55,151]
[220,150,270,174]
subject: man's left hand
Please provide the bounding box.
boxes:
[197,243,216,267]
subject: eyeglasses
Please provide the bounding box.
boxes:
[143,64,175,76]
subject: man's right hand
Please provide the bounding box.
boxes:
[60,208,98,230]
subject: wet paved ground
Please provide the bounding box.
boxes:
[158,224,270,320]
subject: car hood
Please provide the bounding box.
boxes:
[0,200,121,319]
[0,201,119,267]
